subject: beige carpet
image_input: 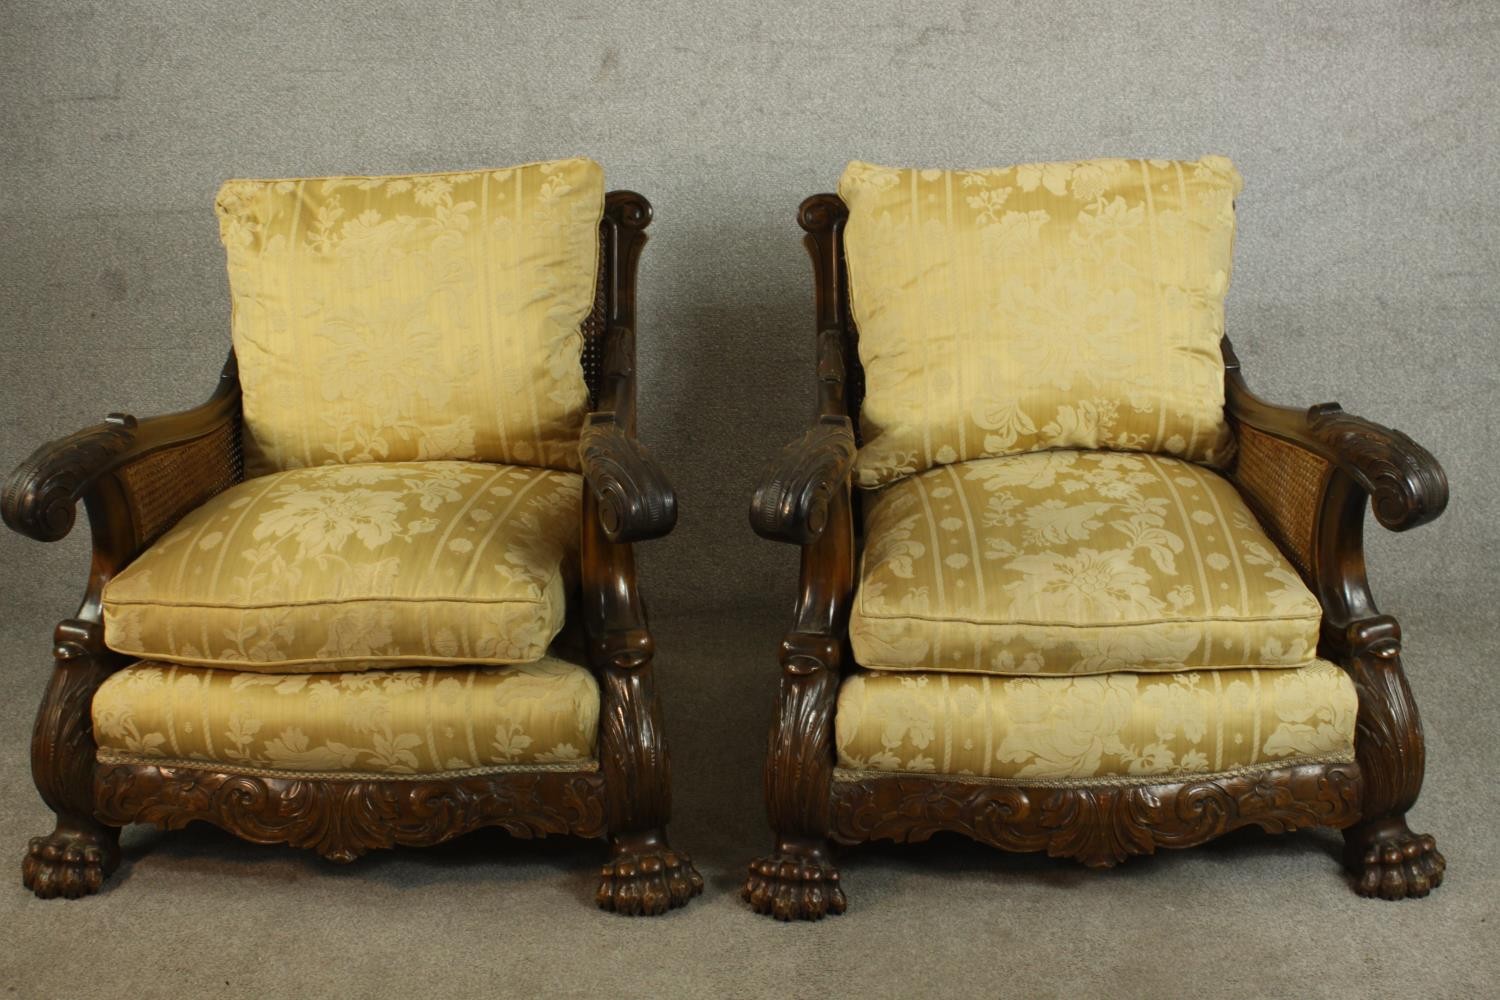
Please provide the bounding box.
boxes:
[0,597,1494,999]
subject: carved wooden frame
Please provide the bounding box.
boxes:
[4,191,701,914]
[742,193,1448,920]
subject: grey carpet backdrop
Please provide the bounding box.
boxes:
[2,3,1496,998]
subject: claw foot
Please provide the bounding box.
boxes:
[596,848,703,916]
[1350,830,1445,900]
[21,828,119,900]
[743,852,847,921]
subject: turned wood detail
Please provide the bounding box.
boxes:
[93,764,607,862]
[829,763,1363,869]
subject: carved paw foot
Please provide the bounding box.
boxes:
[21,830,118,899]
[595,848,704,916]
[742,853,847,921]
[1351,831,1445,900]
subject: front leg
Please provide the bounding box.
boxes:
[594,631,702,915]
[1340,618,1445,899]
[743,633,846,921]
[23,620,122,899]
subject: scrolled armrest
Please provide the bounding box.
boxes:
[1304,403,1448,532]
[579,411,677,544]
[1223,337,1447,535]
[2,415,140,542]
[3,359,242,552]
[749,414,857,545]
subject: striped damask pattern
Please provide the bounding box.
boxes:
[102,461,580,671]
[835,658,1356,783]
[93,656,599,778]
[838,156,1242,488]
[216,158,603,477]
[850,450,1322,676]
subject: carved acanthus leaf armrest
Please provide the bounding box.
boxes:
[749,415,857,546]
[3,415,140,543]
[1225,358,1447,535]
[1303,404,1448,532]
[579,411,677,544]
[1223,337,1448,535]
[2,357,242,565]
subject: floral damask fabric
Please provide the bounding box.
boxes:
[92,656,598,778]
[838,156,1241,487]
[216,158,602,477]
[835,658,1355,782]
[850,451,1321,675]
[102,462,579,671]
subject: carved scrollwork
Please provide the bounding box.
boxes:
[1307,404,1448,531]
[1335,615,1446,898]
[94,763,608,863]
[1340,617,1421,821]
[749,415,856,545]
[579,412,677,543]
[592,636,704,915]
[22,618,125,897]
[2,415,138,541]
[829,763,1363,869]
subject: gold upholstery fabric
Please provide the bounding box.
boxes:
[216,159,602,477]
[93,656,598,778]
[102,462,579,671]
[838,157,1241,487]
[850,451,1320,675]
[834,659,1355,782]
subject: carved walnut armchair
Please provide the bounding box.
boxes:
[4,160,701,915]
[743,158,1447,920]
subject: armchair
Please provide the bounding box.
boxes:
[743,164,1447,920]
[5,166,701,915]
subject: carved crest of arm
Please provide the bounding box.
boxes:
[2,355,242,569]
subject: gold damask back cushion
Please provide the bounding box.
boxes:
[838,156,1242,487]
[216,158,603,476]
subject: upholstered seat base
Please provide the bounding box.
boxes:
[92,656,600,779]
[835,658,1356,783]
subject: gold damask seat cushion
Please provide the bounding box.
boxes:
[849,450,1321,675]
[92,656,598,778]
[216,158,603,476]
[834,659,1355,782]
[838,156,1241,487]
[102,462,579,671]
